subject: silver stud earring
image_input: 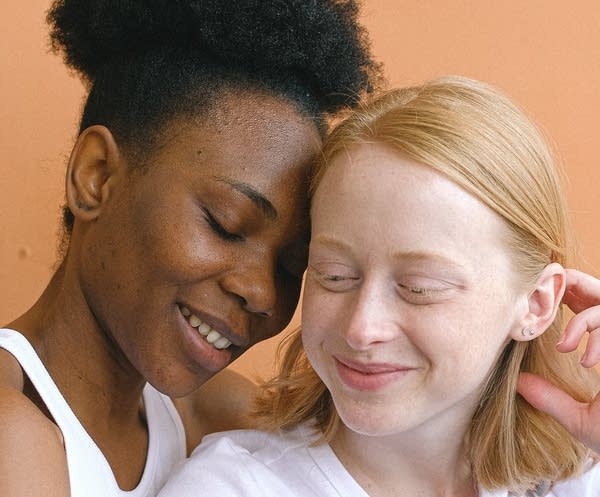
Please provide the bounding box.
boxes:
[521,327,535,337]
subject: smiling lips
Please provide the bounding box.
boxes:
[179,305,232,350]
[334,356,414,391]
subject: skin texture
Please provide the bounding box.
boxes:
[302,143,564,497]
[66,91,318,397]
[172,368,260,454]
[0,348,70,496]
[518,268,600,455]
[1,90,320,494]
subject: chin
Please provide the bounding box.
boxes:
[335,403,394,437]
[148,367,218,399]
[335,398,426,438]
[339,419,393,438]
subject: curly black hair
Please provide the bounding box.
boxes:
[48,0,381,137]
[47,0,381,232]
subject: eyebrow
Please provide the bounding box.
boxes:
[214,177,278,220]
[390,250,466,269]
[312,236,465,269]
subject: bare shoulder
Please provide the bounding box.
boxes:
[173,369,260,453]
[0,350,70,496]
[0,347,25,390]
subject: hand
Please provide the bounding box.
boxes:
[517,268,600,453]
[517,373,600,454]
[558,268,600,367]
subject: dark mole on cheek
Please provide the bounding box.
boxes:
[196,149,202,155]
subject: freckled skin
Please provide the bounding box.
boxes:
[303,143,526,439]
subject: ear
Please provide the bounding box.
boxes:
[510,262,566,341]
[65,125,122,223]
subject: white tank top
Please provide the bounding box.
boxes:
[0,328,186,497]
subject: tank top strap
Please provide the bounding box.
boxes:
[0,328,185,497]
[0,328,120,495]
[125,384,186,497]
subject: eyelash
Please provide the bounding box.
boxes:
[398,284,445,303]
[323,274,351,282]
[404,286,433,295]
[310,267,360,292]
[203,209,244,242]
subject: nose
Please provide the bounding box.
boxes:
[342,280,399,350]
[220,256,276,318]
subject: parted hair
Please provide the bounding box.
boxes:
[254,76,600,493]
[47,0,382,232]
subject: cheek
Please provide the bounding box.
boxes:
[300,281,338,340]
[300,309,321,358]
[132,197,225,283]
[301,284,323,336]
[133,201,191,262]
[79,210,141,306]
[407,295,514,358]
[423,305,515,379]
[300,324,328,384]
[300,286,344,374]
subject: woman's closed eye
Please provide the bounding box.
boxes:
[203,208,244,242]
[308,264,360,291]
[397,282,452,304]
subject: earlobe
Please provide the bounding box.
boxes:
[65,125,122,223]
[511,263,566,342]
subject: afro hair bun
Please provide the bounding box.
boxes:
[48,0,381,112]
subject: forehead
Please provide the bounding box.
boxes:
[311,143,513,272]
[207,88,320,149]
[150,89,322,188]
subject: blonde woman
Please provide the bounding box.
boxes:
[158,77,600,497]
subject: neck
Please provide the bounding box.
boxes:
[330,422,478,497]
[8,261,146,425]
[7,259,151,490]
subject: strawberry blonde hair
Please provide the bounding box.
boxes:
[254,76,599,493]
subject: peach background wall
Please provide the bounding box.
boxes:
[2,1,600,381]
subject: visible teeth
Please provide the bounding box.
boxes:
[197,323,211,336]
[213,337,232,349]
[178,305,232,350]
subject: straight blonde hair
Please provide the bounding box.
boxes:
[254,76,599,493]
